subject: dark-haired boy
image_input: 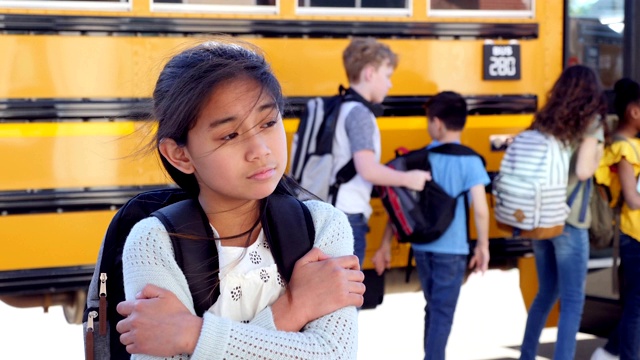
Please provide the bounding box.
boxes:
[372,91,490,360]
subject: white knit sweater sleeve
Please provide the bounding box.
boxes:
[122,216,197,360]
[122,199,358,360]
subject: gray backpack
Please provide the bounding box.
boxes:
[289,86,362,204]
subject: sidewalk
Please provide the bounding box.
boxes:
[357,268,604,360]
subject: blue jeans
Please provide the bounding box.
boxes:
[346,213,369,267]
[617,233,640,360]
[520,224,589,360]
[601,234,640,360]
[414,250,467,360]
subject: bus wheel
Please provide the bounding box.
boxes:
[63,290,86,325]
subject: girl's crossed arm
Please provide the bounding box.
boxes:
[117,200,363,360]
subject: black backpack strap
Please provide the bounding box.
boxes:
[428,142,486,198]
[428,144,485,243]
[262,194,315,282]
[329,159,357,205]
[428,143,486,166]
[152,199,219,317]
[328,88,382,204]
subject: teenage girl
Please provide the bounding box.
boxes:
[592,77,640,360]
[519,65,607,360]
[114,39,365,359]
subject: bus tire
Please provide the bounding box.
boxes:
[63,290,86,325]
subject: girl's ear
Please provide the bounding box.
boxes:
[629,104,640,122]
[158,138,195,174]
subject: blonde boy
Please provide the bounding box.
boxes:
[337,38,430,265]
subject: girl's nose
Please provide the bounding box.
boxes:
[245,132,271,161]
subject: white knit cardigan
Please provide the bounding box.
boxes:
[122,199,358,360]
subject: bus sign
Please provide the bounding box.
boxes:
[483,44,521,80]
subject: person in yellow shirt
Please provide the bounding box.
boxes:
[592,77,640,360]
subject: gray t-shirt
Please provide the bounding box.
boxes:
[344,105,376,154]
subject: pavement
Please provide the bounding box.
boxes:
[357,268,605,360]
[0,268,605,359]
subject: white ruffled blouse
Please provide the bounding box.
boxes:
[209,226,285,323]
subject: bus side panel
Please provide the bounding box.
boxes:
[1,36,549,102]
[0,210,114,272]
[0,122,167,191]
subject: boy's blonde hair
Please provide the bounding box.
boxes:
[342,38,398,84]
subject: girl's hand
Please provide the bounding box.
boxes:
[116,284,202,356]
[272,247,365,331]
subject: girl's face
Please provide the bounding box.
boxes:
[183,77,286,209]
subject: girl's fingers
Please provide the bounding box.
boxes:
[348,282,366,296]
[346,269,365,282]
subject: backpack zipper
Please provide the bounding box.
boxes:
[85,310,98,360]
[99,273,107,336]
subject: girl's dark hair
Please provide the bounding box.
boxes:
[613,77,640,126]
[530,65,608,145]
[153,39,286,197]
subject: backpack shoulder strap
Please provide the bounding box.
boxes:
[614,136,640,162]
[262,194,315,282]
[428,144,486,240]
[99,189,190,275]
[428,143,486,166]
[395,148,430,170]
[152,199,219,317]
[328,99,368,204]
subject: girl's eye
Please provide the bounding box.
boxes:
[222,132,239,141]
[262,119,278,128]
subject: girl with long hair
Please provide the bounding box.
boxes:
[520,65,607,360]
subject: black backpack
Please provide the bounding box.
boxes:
[82,188,315,360]
[377,143,485,244]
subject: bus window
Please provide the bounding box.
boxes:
[151,0,277,13]
[0,0,125,2]
[567,0,624,89]
[297,0,407,8]
[0,0,130,10]
[154,0,274,5]
[429,0,534,17]
[296,0,409,15]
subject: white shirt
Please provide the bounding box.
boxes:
[210,228,285,323]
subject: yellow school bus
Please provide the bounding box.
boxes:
[0,0,635,330]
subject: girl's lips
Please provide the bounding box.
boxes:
[249,168,276,180]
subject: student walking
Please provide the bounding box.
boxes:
[591,77,640,360]
[373,91,491,360]
[114,39,366,360]
[519,65,607,360]
[335,38,430,265]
